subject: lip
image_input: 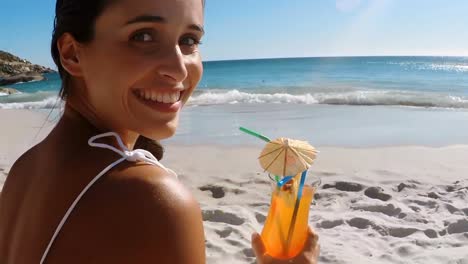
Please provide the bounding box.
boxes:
[133,90,185,113]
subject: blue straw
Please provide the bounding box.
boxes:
[277,176,294,187]
[297,170,308,199]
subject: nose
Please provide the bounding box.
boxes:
[157,46,188,84]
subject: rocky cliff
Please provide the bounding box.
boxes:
[0,50,55,86]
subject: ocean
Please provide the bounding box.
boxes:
[2,56,468,147]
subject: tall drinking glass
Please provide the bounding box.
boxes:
[260,172,319,259]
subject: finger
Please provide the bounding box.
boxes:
[303,227,319,253]
[251,232,266,258]
[315,242,321,258]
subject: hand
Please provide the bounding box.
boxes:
[251,227,320,264]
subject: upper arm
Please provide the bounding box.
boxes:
[48,166,206,264]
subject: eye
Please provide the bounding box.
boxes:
[180,36,202,47]
[130,30,155,42]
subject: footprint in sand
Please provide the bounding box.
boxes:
[396,182,417,192]
[396,244,417,257]
[199,185,225,198]
[323,181,364,192]
[424,229,438,238]
[316,171,338,177]
[318,219,345,229]
[225,238,243,247]
[347,217,421,238]
[199,184,246,199]
[242,248,255,258]
[387,227,419,238]
[374,169,401,177]
[364,187,392,201]
[255,212,266,224]
[215,226,234,238]
[351,203,401,217]
[248,202,270,207]
[446,180,468,193]
[462,208,468,216]
[446,219,468,234]
[346,217,376,230]
[444,203,465,215]
[202,210,245,226]
[406,199,438,209]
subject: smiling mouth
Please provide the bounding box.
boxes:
[133,89,184,104]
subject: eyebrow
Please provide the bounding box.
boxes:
[189,24,205,34]
[125,15,205,34]
[126,15,166,25]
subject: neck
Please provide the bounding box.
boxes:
[54,103,139,150]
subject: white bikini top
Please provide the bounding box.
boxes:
[40,132,176,264]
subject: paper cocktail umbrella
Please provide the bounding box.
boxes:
[258,137,317,177]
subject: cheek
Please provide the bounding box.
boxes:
[187,54,203,89]
[81,44,154,100]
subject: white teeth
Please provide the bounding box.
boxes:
[137,90,181,104]
[171,93,178,102]
[163,94,171,104]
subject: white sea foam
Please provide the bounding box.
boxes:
[0,92,8,97]
[0,96,62,110]
[189,89,468,109]
[3,89,468,110]
[425,63,468,72]
[189,90,319,105]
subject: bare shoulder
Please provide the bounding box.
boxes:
[49,163,206,264]
[1,143,41,196]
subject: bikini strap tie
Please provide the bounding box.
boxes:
[88,132,168,169]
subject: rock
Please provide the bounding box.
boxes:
[364,187,392,201]
[0,87,20,95]
[0,50,55,85]
[0,50,23,62]
[0,73,44,86]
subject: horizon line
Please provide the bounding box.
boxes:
[204,54,468,63]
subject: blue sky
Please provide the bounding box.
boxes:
[1,0,468,68]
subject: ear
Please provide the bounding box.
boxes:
[57,33,84,77]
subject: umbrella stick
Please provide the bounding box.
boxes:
[285,170,308,254]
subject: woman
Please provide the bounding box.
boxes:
[0,0,319,263]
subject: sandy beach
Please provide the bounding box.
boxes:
[1,108,468,263]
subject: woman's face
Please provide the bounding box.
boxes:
[77,0,204,140]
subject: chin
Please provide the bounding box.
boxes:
[140,122,178,141]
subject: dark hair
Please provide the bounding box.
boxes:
[134,136,165,160]
[51,0,114,100]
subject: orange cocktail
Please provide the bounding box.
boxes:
[261,178,315,259]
